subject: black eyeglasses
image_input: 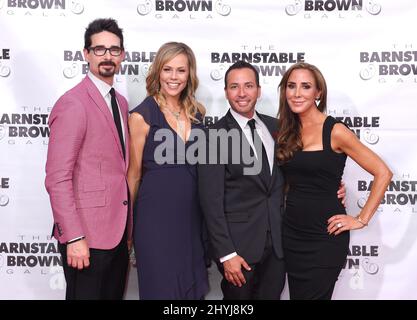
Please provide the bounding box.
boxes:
[89,46,123,56]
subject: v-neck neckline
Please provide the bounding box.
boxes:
[153,97,192,144]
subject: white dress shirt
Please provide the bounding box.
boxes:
[229,107,274,174]
[87,71,126,141]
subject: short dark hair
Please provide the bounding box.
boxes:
[84,18,124,50]
[224,60,260,89]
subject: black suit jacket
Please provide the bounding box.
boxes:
[198,110,285,264]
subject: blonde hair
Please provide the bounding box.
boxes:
[277,62,327,163]
[146,42,205,122]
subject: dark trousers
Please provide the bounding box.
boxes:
[58,229,129,300]
[218,232,286,300]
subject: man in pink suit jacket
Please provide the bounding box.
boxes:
[45,18,131,300]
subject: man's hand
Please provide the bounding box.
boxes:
[223,255,251,287]
[67,239,90,270]
[337,181,347,207]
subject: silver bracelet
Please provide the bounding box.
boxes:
[355,215,368,227]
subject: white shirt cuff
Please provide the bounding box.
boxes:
[67,236,85,244]
[220,252,237,263]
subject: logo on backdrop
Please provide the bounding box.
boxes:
[359,44,417,83]
[0,106,50,146]
[357,174,417,214]
[0,194,9,207]
[0,124,6,139]
[0,177,10,207]
[344,244,379,273]
[62,49,156,84]
[136,0,231,19]
[327,109,381,145]
[343,244,379,290]
[284,0,381,18]
[0,0,84,16]
[0,235,62,276]
[0,48,11,78]
[203,115,221,127]
[210,44,306,85]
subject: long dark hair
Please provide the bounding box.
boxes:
[276,62,327,163]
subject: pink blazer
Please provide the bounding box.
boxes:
[45,76,131,250]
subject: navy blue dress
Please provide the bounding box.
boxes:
[131,96,209,300]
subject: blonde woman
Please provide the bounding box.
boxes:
[127,42,208,299]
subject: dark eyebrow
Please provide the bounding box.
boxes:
[163,65,187,69]
[287,81,313,85]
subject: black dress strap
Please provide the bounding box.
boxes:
[322,116,351,152]
[322,116,337,151]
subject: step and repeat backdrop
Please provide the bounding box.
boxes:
[1,0,416,299]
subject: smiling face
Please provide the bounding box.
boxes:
[159,53,189,102]
[224,67,261,119]
[285,68,321,115]
[83,31,125,85]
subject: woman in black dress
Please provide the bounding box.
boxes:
[277,62,392,300]
[127,42,209,299]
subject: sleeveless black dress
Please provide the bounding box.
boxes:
[281,116,349,300]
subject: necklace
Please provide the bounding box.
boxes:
[165,107,182,121]
[165,107,186,140]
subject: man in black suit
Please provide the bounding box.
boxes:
[198,61,286,299]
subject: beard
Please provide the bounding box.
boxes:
[98,61,117,77]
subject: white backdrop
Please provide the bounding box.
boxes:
[1,0,416,299]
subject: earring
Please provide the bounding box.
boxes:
[315,97,320,107]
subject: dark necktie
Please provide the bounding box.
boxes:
[247,119,271,187]
[109,88,125,159]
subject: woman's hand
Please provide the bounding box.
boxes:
[327,214,365,235]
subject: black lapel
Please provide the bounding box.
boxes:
[257,112,279,192]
